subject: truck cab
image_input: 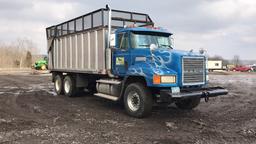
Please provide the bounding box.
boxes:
[110,27,226,117]
[47,6,228,118]
[113,27,183,86]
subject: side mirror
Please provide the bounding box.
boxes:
[150,44,157,51]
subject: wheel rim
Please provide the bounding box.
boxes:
[127,91,140,112]
[41,65,46,70]
[55,78,61,92]
[64,80,71,93]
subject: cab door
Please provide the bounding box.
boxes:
[113,32,130,76]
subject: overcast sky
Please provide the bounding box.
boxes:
[0,0,255,60]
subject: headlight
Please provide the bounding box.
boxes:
[153,75,176,84]
[161,76,176,83]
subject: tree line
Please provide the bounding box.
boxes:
[0,39,38,68]
[208,55,241,66]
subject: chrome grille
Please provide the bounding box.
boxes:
[182,57,205,85]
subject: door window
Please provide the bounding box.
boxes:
[117,33,129,49]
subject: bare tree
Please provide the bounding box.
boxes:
[208,55,223,60]
[15,38,38,68]
[24,51,32,67]
[233,55,240,66]
[0,38,39,68]
[208,55,229,66]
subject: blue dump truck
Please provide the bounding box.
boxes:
[47,6,228,118]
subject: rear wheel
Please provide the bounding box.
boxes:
[175,97,201,110]
[54,75,64,95]
[41,64,47,70]
[64,75,77,97]
[124,83,153,118]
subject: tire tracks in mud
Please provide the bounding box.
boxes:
[0,76,51,130]
[0,76,25,114]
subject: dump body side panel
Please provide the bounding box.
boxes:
[48,28,107,74]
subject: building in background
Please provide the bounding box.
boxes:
[208,60,223,71]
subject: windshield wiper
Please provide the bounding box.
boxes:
[160,44,173,49]
[139,44,150,47]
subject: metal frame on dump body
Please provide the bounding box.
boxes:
[46,8,154,75]
[46,8,154,38]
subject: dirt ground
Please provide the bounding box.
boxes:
[0,71,255,144]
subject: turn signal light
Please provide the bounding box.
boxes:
[153,75,161,84]
[153,75,176,84]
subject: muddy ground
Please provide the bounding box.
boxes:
[0,71,255,144]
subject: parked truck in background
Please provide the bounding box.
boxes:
[47,6,228,118]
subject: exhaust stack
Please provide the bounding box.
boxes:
[106,5,115,77]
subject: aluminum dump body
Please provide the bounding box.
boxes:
[47,8,154,74]
[48,28,107,74]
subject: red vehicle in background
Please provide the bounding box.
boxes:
[231,66,253,72]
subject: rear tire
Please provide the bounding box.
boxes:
[54,75,64,95]
[41,64,47,70]
[124,83,153,118]
[63,75,77,97]
[175,97,201,110]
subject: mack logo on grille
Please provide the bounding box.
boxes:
[185,69,204,73]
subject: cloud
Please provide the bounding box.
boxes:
[0,0,32,11]
[0,0,255,60]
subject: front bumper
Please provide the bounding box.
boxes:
[159,87,228,102]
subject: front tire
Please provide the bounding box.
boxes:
[63,75,77,97]
[124,83,153,118]
[54,75,64,95]
[175,97,201,110]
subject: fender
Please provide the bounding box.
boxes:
[118,75,147,100]
[126,62,178,87]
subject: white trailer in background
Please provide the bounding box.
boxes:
[208,60,223,71]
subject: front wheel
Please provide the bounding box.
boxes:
[124,83,153,118]
[175,97,201,110]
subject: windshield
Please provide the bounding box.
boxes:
[131,32,172,49]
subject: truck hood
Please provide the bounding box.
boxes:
[128,48,206,87]
[151,48,204,74]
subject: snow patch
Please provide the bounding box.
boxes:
[43,90,57,96]
[166,122,177,129]
[2,86,18,89]
[26,83,57,96]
